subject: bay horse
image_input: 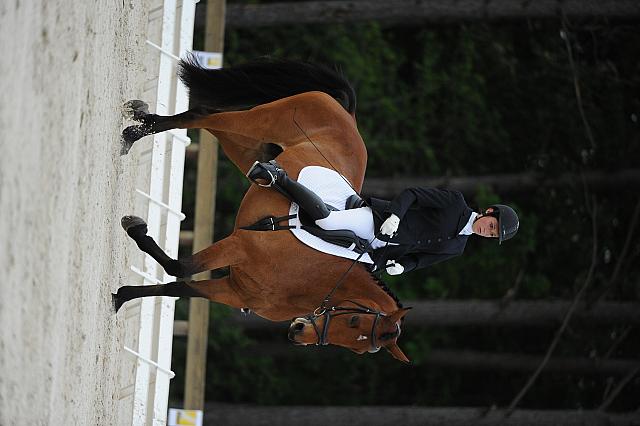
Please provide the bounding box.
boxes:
[113,58,410,362]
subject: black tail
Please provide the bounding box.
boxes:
[178,54,357,114]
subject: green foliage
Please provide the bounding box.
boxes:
[204,308,281,404]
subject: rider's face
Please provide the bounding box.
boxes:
[472,210,499,238]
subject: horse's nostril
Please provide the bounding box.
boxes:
[288,321,306,342]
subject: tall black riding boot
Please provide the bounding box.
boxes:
[246,161,331,221]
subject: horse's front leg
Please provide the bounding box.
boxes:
[112,276,245,313]
[121,215,246,277]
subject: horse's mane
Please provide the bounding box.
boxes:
[368,271,404,341]
[368,270,403,309]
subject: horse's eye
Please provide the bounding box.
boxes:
[349,315,360,327]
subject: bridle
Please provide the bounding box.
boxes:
[304,300,386,352]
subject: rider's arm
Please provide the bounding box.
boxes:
[384,187,462,220]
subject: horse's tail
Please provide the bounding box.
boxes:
[178,54,357,114]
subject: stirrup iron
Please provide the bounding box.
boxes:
[246,161,277,187]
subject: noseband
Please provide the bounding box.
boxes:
[304,300,386,352]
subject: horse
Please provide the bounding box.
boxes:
[113,57,411,362]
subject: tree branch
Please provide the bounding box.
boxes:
[598,366,640,412]
[222,1,640,29]
[561,15,596,150]
[603,326,633,360]
[505,195,598,416]
[589,198,640,304]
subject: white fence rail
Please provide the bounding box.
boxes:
[118,1,197,425]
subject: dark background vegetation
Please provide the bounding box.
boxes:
[170,5,640,413]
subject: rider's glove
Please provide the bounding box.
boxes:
[380,214,400,236]
[386,260,404,275]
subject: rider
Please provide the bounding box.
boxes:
[247,161,519,275]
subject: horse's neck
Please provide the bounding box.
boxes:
[331,271,397,314]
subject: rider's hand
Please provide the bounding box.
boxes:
[386,260,404,275]
[380,214,400,236]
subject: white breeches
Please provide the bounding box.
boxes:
[314,207,391,250]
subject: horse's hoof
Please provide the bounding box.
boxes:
[120,125,147,155]
[120,136,134,156]
[121,215,148,237]
[122,100,150,121]
[112,293,124,313]
[121,215,147,230]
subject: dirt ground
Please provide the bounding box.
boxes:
[0,1,154,424]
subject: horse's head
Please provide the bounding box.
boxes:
[288,301,411,363]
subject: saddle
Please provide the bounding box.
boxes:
[241,194,370,254]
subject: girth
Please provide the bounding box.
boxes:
[240,214,297,231]
[241,213,371,255]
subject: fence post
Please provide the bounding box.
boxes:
[184,0,226,412]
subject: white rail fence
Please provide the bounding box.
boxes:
[118,0,197,425]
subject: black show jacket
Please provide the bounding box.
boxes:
[369,187,474,273]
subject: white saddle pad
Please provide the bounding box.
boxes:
[288,166,374,264]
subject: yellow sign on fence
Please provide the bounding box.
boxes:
[168,409,203,426]
[193,50,223,70]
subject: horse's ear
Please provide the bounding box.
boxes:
[386,343,410,364]
[387,307,412,324]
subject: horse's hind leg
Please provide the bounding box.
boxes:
[120,92,346,162]
[120,101,267,171]
[120,100,152,155]
[112,276,245,313]
[120,101,218,155]
[121,215,245,277]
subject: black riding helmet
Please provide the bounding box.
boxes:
[488,204,519,244]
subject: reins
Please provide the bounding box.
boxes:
[291,108,393,314]
[292,109,384,221]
